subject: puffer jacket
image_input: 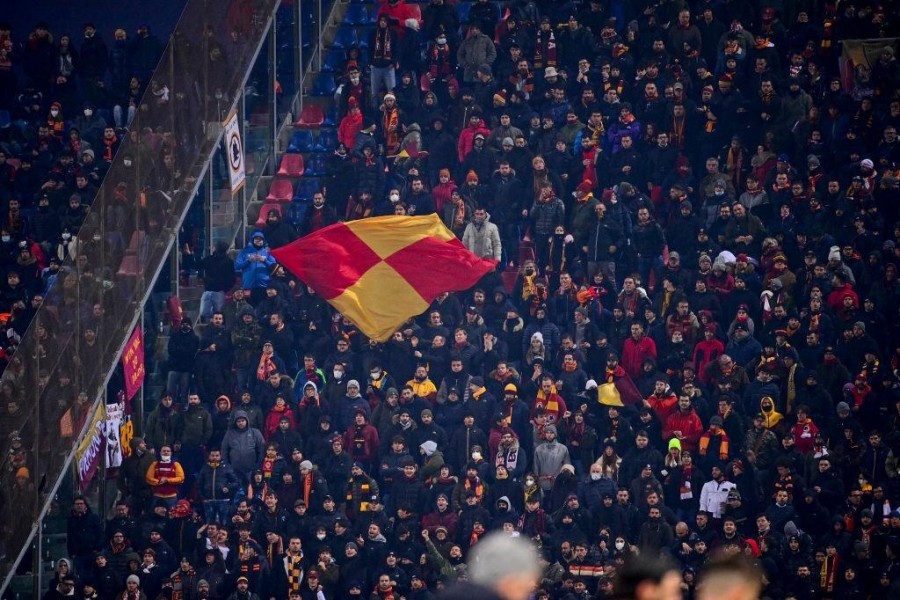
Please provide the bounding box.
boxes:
[529,196,566,235]
[220,410,265,478]
[234,231,276,290]
[462,215,502,261]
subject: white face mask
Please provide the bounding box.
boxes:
[62,233,72,240]
[333,370,343,379]
[84,109,93,117]
[370,371,382,380]
[615,541,625,550]
[350,76,360,84]
[525,478,535,486]
[1,236,10,243]
[437,38,447,46]
[50,110,59,117]
[590,473,602,481]
[316,533,326,540]
[390,193,400,202]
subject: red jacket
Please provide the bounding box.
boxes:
[621,336,657,379]
[693,338,725,384]
[791,418,820,454]
[646,390,678,424]
[457,124,491,162]
[344,424,381,462]
[826,283,859,313]
[663,409,704,453]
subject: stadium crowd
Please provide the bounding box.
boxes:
[2,0,900,599]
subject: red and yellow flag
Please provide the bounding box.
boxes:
[272,215,497,342]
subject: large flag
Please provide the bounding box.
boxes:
[272,215,497,342]
[598,367,643,407]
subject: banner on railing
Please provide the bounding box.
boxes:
[75,403,106,493]
[224,110,246,194]
[123,326,146,401]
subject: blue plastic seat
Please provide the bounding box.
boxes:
[321,48,345,73]
[332,26,359,49]
[310,73,337,96]
[315,129,338,152]
[322,106,337,127]
[288,199,312,227]
[287,130,315,153]
[293,178,321,201]
[344,4,370,25]
[305,154,326,176]
[457,2,472,22]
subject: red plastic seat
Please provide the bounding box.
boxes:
[117,254,141,277]
[277,153,305,177]
[266,177,295,203]
[295,104,325,128]
[255,202,283,226]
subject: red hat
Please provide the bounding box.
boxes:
[601,188,614,202]
[466,170,479,184]
[736,253,749,264]
[576,180,594,194]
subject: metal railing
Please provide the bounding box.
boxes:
[0,0,281,590]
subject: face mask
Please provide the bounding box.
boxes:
[437,38,447,46]
[83,109,94,117]
[1,236,10,243]
[525,478,535,486]
[160,453,172,463]
[591,473,602,481]
[333,370,343,379]
[370,371,382,380]
[350,76,360,84]
[471,451,482,460]
[390,193,400,202]
[50,110,59,117]
[615,541,625,550]
[316,533,326,540]
[62,233,71,240]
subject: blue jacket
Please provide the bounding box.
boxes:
[234,231,276,289]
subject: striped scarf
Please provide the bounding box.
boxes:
[286,551,303,592]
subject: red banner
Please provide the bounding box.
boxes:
[122,327,145,401]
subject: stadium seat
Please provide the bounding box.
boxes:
[322,106,337,127]
[332,27,359,49]
[255,202,283,226]
[293,178,320,201]
[288,199,312,227]
[344,4,370,25]
[295,105,325,128]
[304,154,326,177]
[310,73,337,96]
[315,129,339,152]
[287,130,315,153]
[266,177,295,203]
[457,2,471,23]
[277,153,305,176]
[321,48,345,73]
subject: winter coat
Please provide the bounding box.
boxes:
[529,197,566,236]
[220,410,266,478]
[180,403,213,448]
[534,442,571,491]
[234,232,276,290]
[196,460,242,501]
[462,217,502,261]
[457,32,497,82]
